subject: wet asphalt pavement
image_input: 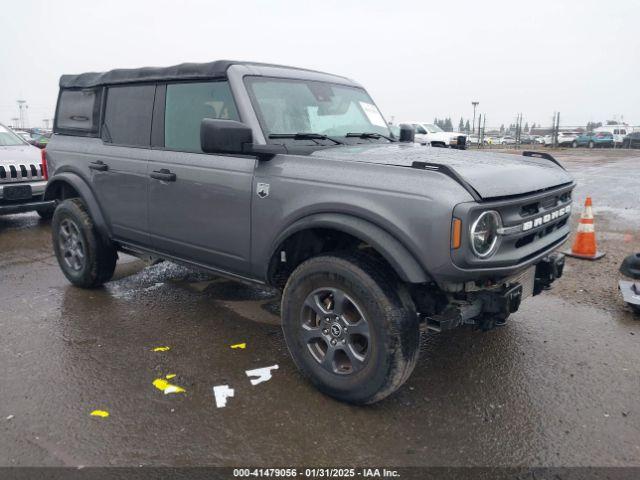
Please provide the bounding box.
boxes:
[1,150,640,467]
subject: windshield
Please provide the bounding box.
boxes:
[245,77,391,139]
[0,125,28,146]
[423,123,444,133]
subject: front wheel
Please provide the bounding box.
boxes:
[52,198,117,288]
[281,253,420,404]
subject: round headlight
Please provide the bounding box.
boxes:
[470,211,501,258]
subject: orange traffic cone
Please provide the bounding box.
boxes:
[563,196,605,260]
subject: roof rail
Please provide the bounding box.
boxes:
[522,151,565,170]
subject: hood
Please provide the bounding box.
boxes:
[311,143,573,200]
[0,144,42,166]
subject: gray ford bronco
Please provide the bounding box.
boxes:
[45,61,573,404]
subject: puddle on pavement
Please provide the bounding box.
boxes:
[102,257,282,326]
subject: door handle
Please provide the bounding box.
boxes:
[150,169,176,182]
[88,161,108,171]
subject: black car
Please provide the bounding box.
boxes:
[622,132,640,149]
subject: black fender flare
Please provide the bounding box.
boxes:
[268,213,430,284]
[44,172,111,242]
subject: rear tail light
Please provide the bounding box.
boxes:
[41,148,48,180]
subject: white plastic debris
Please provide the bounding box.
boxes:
[245,364,279,386]
[6,415,14,421]
[213,385,235,408]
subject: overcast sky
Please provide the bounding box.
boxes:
[1,0,638,130]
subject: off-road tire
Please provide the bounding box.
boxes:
[281,252,420,404]
[52,198,117,288]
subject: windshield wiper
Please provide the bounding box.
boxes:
[268,133,343,145]
[346,132,395,142]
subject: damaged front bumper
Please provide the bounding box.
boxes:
[425,252,565,332]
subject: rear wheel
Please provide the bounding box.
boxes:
[281,253,420,404]
[52,198,117,288]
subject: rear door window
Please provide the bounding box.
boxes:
[164,81,239,153]
[103,84,155,147]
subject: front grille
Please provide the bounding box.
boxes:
[0,163,45,183]
[515,218,568,249]
[519,191,571,217]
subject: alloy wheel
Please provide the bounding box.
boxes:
[300,288,370,375]
[59,218,85,271]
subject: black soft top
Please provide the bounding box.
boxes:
[59,60,340,88]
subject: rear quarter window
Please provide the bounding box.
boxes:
[55,88,102,135]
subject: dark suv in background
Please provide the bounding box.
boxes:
[44,60,573,404]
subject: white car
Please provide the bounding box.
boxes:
[544,132,581,147]
[497,135,516,145]
[404,122,468,149]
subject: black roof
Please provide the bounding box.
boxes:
[59,60,342,88]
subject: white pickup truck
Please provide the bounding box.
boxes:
[403,122,467,149]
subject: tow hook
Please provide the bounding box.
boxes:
[534,253,565,295]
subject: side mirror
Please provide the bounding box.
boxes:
[201,118,253,155]
[398,124,415,143]
[200,118,287,159]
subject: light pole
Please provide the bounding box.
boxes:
[471,101,479,135]
[17,100,27,128]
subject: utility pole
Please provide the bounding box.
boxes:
[17,100,27,129]
[10,117,19,128]
[471,101,479,135]
[482,114,486,148]
[517,113,523,146]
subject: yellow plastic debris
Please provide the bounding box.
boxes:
[90,410,110,418]
[165,373,176,379]
[153,378,186,395]
[152,346,171,352]
[230,343,246,349]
